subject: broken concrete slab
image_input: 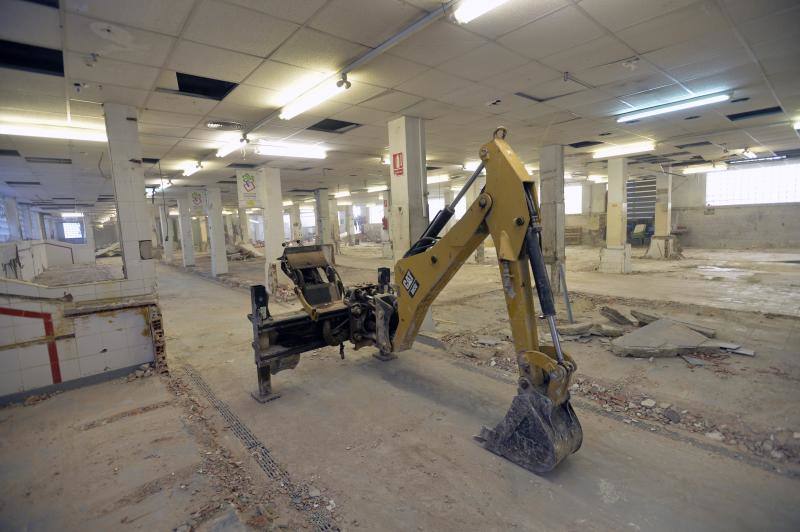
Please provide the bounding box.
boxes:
[559,322,593,335]
[680,355,706,367]
[600,306,635,325]
[730,347,756,357]
[631,309,659,325]
[611,319,724,358]
[630,309,717,338]
[590,323,624,337]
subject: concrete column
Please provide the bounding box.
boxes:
[158,203,173,263]
[539,145,565,293]
[237,207,249,243]
[387,116,428,260]
[343,204,354,245]
[199,218,209,251]
[204,187,228,276]
[288,204,302,241]
[590,183,607,214]
[177,197,195,267]
[328,199,341,253]
[84,215,96,253]
[103,103,155,288]
[465,176,486,263]
[255,167,286,290]
[30,208,43,240]
[3,197,21,240]
[315,188,331,246]
[646,172,676,259]
[599,157,632,273]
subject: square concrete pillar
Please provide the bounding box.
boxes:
[158,203,173,264]
[590,183,607,214]
[328,198,340,253]
[224,213,235,244]
[84,215,96,255]
[315,188,331,245]
[3,197,21,240]
[646,172,677,259]
[288,203,302,241]
[343,204,354,245]
[177,197,195,267]
[599,157,632,273]
[30,208,43,240]
[204,187,228,276]
[539,144,565,292]
[103,103,156,289]
[237,207,250,244]
[254,167,286,291]
[387,116,428,260]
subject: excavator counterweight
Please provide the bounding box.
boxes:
[248,127,582,473]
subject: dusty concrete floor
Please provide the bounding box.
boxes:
[4,243,799,530]
[33,257,124,286]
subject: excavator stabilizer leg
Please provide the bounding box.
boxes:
[477,391,582,474]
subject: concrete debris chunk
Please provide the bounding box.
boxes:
[589,323,624,337]
[611,319,723,358]
[630,309,659,325]
[730,347,756,357]
[664,408,681,423]
[558,322,593,336]
[630,309,716,338]
[474,336,504,347]
[600,306,635,326]
[705,430,725,441]
[680,355,706,367]
[640,399,656,408]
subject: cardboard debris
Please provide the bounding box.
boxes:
[611,319,723,358]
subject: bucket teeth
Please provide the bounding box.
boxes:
[476,391,582,474]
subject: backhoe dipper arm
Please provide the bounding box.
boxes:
[390,128,582,473]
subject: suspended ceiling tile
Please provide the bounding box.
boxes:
[225,0,327,25]
[332,106,395,127]
[0,0,62,49]
[539,36,634,73]
[0,68,64,97]
[578,0,696,31]
[63,0,195,36]
[223,84,282,110]
[168,41,263,83]
[67,81,149,107]
[328,82,386,105]
[481,61,562,93]
[245,61,328,95]
[455,0,568,39]
[437,43,530,82]
[349,54,429,89]
[183,0,298,57]
[139,110,204,128]
[65,52,159,90]
[64,13,175,68]
[498,6,604,60]
[359,91,423,112]
[309,0,424,48]
[395,69,471,99]
[387,21,487,67]
[271,28,368,72]
[145,91,218,115]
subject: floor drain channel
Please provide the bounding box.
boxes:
[182,365,339,532]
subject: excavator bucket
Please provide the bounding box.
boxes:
[476,390,583,474]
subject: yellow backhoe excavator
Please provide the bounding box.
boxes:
[248,127,582,473]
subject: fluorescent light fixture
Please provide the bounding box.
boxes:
[334,190,350,198]
[303,197,316,203]
[0,123,107,142]
[728,154,787,165]
[616,92,730,123]
[741,148,757,159]
[682,162,728,175]
[61,212,83,218]
[216,138,246,158]
[367,184,388,193]
[592,141,655,159]
[793,121,800,130]
[453,0,511,24]
[282,200,293,207]
[182,162,201,176]
[588,174,608,183]
[222,209,234,215]
[254,142,326,159]
[279,78,348,120]
[337,200,352,206]
[169,209,179,216]
[155,181,172,191]
[427,174,449,184]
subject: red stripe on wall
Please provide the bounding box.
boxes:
[0,307,62,384]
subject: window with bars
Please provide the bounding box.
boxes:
[62,222,83,239]
[626,177,656,221]
[706,164,800,206]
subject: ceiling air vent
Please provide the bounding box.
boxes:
[675,141,712,149]
[514,92,545,103]
[6,181,41,186]
[217,179,237,184]
[24,0,59,7]
[307,118,361,134]
[295,167,313,172]
[142,157,160,164]
[0,149,21,157]
[568,140,603,149]
[227,163,257,169]
[726,106,783,122]
[25,156,72,164]
[0,39,63,77]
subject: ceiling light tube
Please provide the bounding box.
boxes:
[463,160,482,172]
[61,212,84,218]
[254,143,326,159]
[182,162,201,176]
[728,155,786,165]
[588,174,608,183]
[0,123,107,142]
[682,162,728,175]
[793,121,800,130]
[282,200,293,207]
[367,185,388,193]
[337,199,352,206]
[616,92,730,123]
[334,190,350,198]
[741,148,757,159]
[279,78,349,120]
[592,141,655,159]
[453,0,511,24]
[216,138,247,158]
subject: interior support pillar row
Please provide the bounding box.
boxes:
[204,187,228,276]
[328,198,340,254]
[158,203,173,264]
[255,167,287,290]
[237,207,250,244]
[315,188,331,246]
[646,171,677,259]
[288,204,302,241]
[103,103,156,288]
[177,197,195,267]
[84,215,96,260]
[3,197,21,241]
[387,116,428,260]
[344,204,354,245]
[599,157,632,273]
[539,144,565,293]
